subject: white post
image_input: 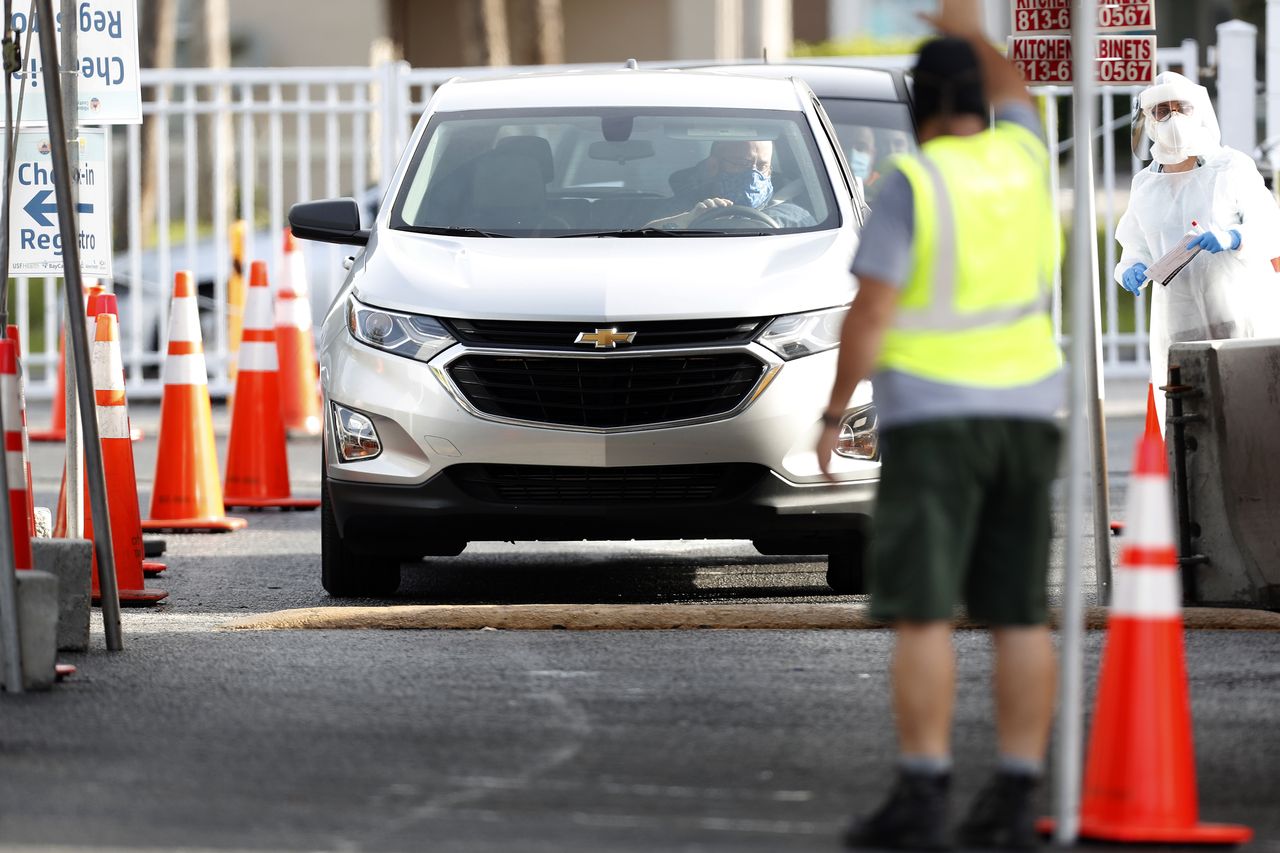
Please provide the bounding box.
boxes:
[1056,0,1098,842]
[1267,3,1280,165]
[1180,38,1199,84]
[1216,20,1257,155]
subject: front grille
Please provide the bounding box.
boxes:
[445,317,767,350]
[449,463,765,503]
[447,353,766,428]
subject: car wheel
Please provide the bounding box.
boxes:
[321,468,401,597]
[826,533,866,595]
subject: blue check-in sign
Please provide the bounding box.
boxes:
[8,0,141,126]
[8,129,112,277]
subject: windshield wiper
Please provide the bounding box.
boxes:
[398,225,513,238]
[558,228,769,238]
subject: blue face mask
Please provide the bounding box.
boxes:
[713,168,774,208]
[849,150,872,180]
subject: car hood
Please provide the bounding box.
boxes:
[349,227,858,320]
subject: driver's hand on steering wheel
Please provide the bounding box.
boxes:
[691,197,733,215]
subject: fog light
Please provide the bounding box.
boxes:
[332,403,381,462]
[834,405,878,460]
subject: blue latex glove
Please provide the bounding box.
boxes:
[1186,228,1241,254]
[1121,262,1148,295]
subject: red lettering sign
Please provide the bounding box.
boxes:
[1012,0,1156,35]
[1008,36,1156,85]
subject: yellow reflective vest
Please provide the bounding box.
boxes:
[877,121,1061,388]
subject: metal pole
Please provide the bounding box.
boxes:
[36,0,122,650]
[1085,88,1112,605]
[61,0,82,557]
[1054,0,1096,844]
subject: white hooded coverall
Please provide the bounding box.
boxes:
[1114,72,1280,428]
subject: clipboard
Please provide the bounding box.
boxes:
[1144,229,1204,287]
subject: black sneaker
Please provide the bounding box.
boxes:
[842,770,951,850]
[956,771,1040,850]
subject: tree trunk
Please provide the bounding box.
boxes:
[198,0,233,231]
[529,0,564,65]
[135,0,177,248]
[460,0,510,66]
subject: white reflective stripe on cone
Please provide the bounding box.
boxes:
[5,446,22,484]
[96,406,130,441]
[238,341,279,372]
[162,353,209,386]
[91,340,125,392]
[1123,476,1177,550]
[168,297,202,342]
[1111,566,1182,618]
[0,377,19,432]
[285,296,311,329]
[274,294,296,326]
[245,288,275,331]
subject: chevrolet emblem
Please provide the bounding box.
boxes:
[574,327,636,349]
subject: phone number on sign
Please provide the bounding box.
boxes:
[1013,0,1152,33]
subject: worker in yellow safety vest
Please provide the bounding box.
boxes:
[817,14,1062,852]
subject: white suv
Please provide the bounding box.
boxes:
[290,69,879,597]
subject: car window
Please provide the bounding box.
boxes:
[816,98,917,202]
[391,107,840,237]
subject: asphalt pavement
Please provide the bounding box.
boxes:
[0,387,1277,852]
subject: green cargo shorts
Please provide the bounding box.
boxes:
[868,418,1062,626]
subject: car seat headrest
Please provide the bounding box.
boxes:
[494,135,554,183]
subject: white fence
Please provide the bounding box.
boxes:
[11,47,1204,398]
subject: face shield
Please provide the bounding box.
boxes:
[1134,71,1221,164]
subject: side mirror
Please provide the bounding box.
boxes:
[289,198,369,246]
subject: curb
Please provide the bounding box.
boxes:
[224,603,1280,632]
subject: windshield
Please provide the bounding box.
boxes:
[391,107,840,237]
[817,99,917,203]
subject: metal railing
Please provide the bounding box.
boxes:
[9,45,1200,398]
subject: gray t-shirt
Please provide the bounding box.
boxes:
[850,102,1064,428]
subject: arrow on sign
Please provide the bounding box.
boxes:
[23,190,94,227]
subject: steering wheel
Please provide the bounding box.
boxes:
[687,204,780,229]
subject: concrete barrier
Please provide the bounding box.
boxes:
[0,570,58,691]
[33,539,91,652]
[1167,339,1280,608]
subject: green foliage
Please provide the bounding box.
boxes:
[1057,225,1142,337]
[792,37,926,58]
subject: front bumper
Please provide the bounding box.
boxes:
[321,317,879,553]
[329,464,875,554]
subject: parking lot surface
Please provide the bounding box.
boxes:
[0,400,1276,851]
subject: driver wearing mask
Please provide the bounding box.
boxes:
[648,139,816,229]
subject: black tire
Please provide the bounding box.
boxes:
[826,533,866,595]
[321,469,401,597]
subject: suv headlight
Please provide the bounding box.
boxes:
[348,296,455,362]
[834,404,878,460]
[758,306,847,360]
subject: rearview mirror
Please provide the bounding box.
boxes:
[289,198,369,246]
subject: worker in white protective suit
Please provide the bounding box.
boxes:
[1115,71,1280,429]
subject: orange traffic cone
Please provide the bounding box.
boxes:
[224,261,320,511]
[28,332,65,442]
[276,229,321,436]
[1145,382,1163,444]
[142,272,247,533]
[6,326,36,537]
[1072,434,1252,844]
[72,312,166,605]
[52,295,167,578]
[0,339,33,571]
[30,282,104,442]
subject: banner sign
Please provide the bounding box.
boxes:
[8,0,141,125]
[1012,0,1156,35]
[8,128,112,276]
[1009,35,1157,85]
